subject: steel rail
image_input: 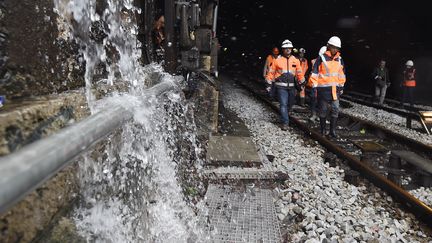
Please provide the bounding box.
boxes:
[0,80,177,213]
[235,78,432,227]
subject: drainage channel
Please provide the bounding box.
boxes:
[233,74,432,228]
[199,101,286,242]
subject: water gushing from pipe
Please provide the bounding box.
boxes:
[53,0,205,241]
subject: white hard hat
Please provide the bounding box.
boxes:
[299,48,306,53]
[327,36,341,48]
[281,39,293,48]
[406,60,414,66]
[318,46,327,55]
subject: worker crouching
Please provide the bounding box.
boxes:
[309,36,346,138]
[266,39,305,131]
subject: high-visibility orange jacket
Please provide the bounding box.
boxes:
[263,54,278,78]
[265,55,305,88]
[299,58,309,76]
[403,67,416,87]
[306,58,318,88]
[309,51,346,100]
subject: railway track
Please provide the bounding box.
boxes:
[230,73,432,227]
[341,91,432,134]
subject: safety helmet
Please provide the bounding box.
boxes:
[327,36,341,48]
[319,46,327,55]
[405,60,414,66]
[281,39,293,48]
[299,48,306,53]
[272,47,279,55]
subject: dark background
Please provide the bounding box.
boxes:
[217,0,432,105]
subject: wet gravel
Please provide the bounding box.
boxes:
[221,78,432,242]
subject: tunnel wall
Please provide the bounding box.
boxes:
[0,0,84,100]
[0,1,88,242]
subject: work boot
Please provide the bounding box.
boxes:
[329,117,338,138]
[281,124,289,131]
[299,97,305,107]
[319,117,326,135]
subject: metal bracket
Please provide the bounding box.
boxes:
[418,111,432,135]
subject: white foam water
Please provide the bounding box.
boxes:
[53,0,204,241]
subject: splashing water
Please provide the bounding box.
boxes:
[53,0,205,241]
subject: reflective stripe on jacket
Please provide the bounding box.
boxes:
[309,51,346,100]
[403,68,416,87]
[265,55,305,86]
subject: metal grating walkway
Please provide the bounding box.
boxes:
[200,184,282,242]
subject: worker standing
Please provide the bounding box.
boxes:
[309,36,346,137]
[372,59,390,105]
[263,47,280,99]
[307,46,327,121]
[401,60,416,108]
[263,47,280,79]
[266,39,305,131]
[298,48,309,106]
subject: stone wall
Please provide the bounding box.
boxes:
[0,0,84,99]
[0,91,89,242]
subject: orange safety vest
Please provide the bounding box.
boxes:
[264,55,277,76]
[403,68,416,87]
[309,51,346,100]
[265,55,305,87]
[299,58,309,76]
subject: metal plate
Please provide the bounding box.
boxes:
[199,184,282,243]
[206,136,262,167]
[353,141,387,152]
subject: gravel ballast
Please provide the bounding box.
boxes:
[221,78,431,242]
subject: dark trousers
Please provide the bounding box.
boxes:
[317,90,340,118]
[309,88,318,113]
[401,86,414,106]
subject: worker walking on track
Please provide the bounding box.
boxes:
[372,59,391,105]
[298,48,309,106]
[307,46,327,121]
[266,39,305,131]
[309,36,346,138]
[401,60,416,108]
[263,47,280,99]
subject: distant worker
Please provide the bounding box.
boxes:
[307,46,327,121]
[401,60,416,107]
[266,39,305,131]
[263,47,280,79]
[372,59,390,105]
[263,47,280,99]
[310,36,346,137]
[298,48,309,106]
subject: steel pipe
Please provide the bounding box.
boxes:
[0,80,177,213]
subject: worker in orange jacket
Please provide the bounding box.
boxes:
[263,47,280,79]
[309,36,346,137]
[266,39,305,130]
[263,47,280,99]
[307,46,327,121]
[401,60,416,107]
[298,48,308,106]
